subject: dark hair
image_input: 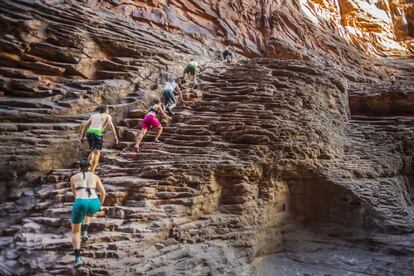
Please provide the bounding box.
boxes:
[97,105,109,113]
[79,160,90,172]
[152,98,160,105]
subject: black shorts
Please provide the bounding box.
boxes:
[87,132,103,150]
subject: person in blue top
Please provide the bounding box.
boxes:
[70,160,106,268]
[161,79,183,116]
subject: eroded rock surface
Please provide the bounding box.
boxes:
[87,0,414,57]
[0,0,211,202]
[0,0,414,275]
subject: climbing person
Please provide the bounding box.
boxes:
[70,160,106,268]
[222,47,234,63]
[183,60,200,87]
[80,105,119,172]
[390,72,396,85]
[162,79,183,116]
[134,99,171,153]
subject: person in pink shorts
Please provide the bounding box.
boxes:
[134,99,171,152]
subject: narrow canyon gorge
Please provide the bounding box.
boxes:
[0,0,413,275]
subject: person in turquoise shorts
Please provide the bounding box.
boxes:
[70,160,106,268]
[80,105,119,172]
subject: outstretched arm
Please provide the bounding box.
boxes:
[80,118,91,143]
[157,104,172,120]
[95,177,106,207]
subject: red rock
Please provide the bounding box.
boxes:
[0,0,413,275]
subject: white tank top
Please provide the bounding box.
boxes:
[75,172,98,199]
[89,113,110,130]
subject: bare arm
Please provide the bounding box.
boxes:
[157,104,171,120]
[80,118,92,142]
[107,116,119,144]
[175,85,184,102]
[95,177,106,207]
[70,176,77,199]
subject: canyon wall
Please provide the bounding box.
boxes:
[0,0,211,202]
[87,0,414,57]
[0,0,413,275]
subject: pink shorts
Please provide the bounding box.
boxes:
[141,114,161,129]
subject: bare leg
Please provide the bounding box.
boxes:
[90,150,100,172]
[71,223,81,250]
[72,223,83,266]
[81,216,91,241]
[183,73,191,84]
[83,216,91,225]
[135,128,148,148]
[154,125,163,142]
[87,151,94,169]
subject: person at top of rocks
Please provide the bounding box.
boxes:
[80,105,119,172]
[134,98,171,153]
[390,72,396,85]
[222,47,234,63]
[70,160,106,268]
[162,79,183,116]
[183,60,200,87]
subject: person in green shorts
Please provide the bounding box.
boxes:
[80,105,119,172]
[70,160,106,268]
[183,60,200,87]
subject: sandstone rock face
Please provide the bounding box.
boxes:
[0,0,413,275]
[300,0,414,55]
[87,0,414,57]
[0,0,211,202]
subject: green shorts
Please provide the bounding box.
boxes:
[184,64,196,76]
[71,198,101,224]
[87,128,104,150]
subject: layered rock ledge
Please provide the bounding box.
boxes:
[0,0,413,275]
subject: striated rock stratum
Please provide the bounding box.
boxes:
[0,0,413,275]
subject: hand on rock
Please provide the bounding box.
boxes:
[80,137,85,143]
[114,137,119,145]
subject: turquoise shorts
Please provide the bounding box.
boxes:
[71,198,101,224]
